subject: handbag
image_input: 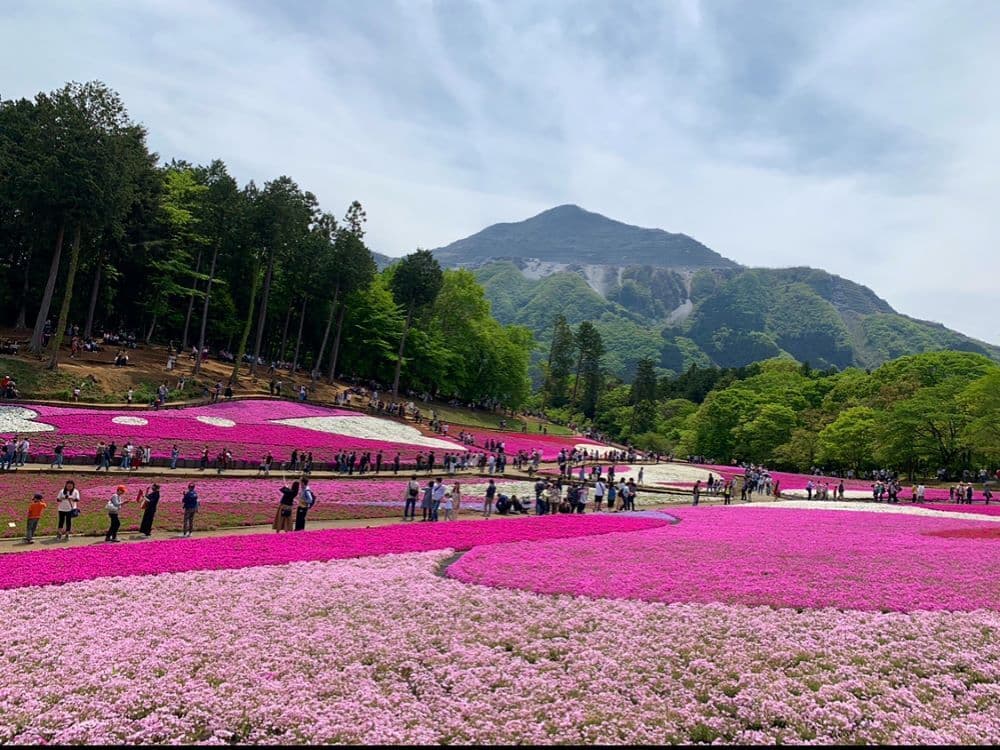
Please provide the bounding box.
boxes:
[70,508,81,518]
[105,500,118,513]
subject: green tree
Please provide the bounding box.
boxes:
[543,314,575,408]
[389,249,444,396]
[817,406,878,470]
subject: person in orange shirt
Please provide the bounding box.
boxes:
[25,493,46,544]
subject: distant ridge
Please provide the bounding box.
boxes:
[431,204,739,269]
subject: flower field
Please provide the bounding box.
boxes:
[449,506,1000,611]
[0,473,545,538]
[3,486,1000,742]
[0,401,609,465]
[3,548,1000,744]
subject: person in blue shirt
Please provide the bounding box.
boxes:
[181,483,199,537]
[295,478,315,531]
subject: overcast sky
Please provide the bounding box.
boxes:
[2,0,998,343]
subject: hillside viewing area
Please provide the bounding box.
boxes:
[2,51,1000,748]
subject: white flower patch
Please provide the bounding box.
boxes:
[273,415,465,451]
[196,416,236,428]
[0,406,55,435]
[574,443,607,454]
[614,463,719,486]
[743,500,1000,524]
[112,416,148,426]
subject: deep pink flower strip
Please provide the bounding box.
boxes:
[0,514,667,590]
[448,507,1000,612]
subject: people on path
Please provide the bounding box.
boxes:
[295,479,315,531]
[24,493,46,544]
[181,483,199,537]
[55,480,80,541]
[273,480,298,533]
[105,485,126,542]
[139,483,160,538]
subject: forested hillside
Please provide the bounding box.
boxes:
[0,81,532,406]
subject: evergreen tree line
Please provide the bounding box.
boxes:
[0,81,532,405]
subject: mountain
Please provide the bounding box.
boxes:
[433,204,738,269]
[429,206,1000,380]
[371,251,395,271]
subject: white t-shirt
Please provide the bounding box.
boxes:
[57,489,80,512]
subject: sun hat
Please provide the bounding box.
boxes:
[116,485,127,493]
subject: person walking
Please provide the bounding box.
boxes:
[24,493,46,544]
[392,453,401,475]
[181,483,199,537]
[138,483,160,537]
[404,475,420,521]
[295,478,315,531]
[50,443,65,469]
[273,480,298,533]
[105,485,127,542]
[593,478,606,512]
[55,480,80,541]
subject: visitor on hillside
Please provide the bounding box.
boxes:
[105,485,127,542]
[199,446,209,471]
[55,480,80,541]
[392,453,401,475]
[593,478,606,512]
[258,453,273,477]
[443,490,455,521]
[139,483,160,538]
[483,479,496,518]
[273,480,298,533]
[24,493,46,544]
[181,483,199,537]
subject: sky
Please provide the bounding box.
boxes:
[2,0,998,344]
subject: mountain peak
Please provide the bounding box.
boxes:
[432,206,739,269]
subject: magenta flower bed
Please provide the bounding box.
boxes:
[919,503,1000,516]
[0,514,668,590]
[445,429,604,460]
[448,507,1000,612]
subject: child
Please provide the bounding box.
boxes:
[25,493,46,544]
[443,490,455,521]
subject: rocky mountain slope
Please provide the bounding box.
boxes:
[424,206,1000,379]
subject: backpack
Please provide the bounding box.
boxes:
[306,490,317,509]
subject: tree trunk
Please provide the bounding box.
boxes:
[145,313,158,344]
[250,252,275,377]
[84,254,103,339]
[31,221,65,354]
[279,302,293,362]
[46,225,82,370]
[570,348,585,404]
[312,283,340,381]
[328,301,348,384]
[194,243,219,376]
[231,262,262,385]
[181,249,202,351]
[291,295,307,373]
[14,249,32,329]
[391,304,414,396]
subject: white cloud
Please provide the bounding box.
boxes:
[0,0,997,344]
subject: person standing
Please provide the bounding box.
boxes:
[483,479,496,518]
[181,483,199,537]
[295,479,315,531]
[24,493,46,544]
[404,475,420,521]
[50,443,65,469]
[443,490,455,521]
[55,480,80,541]
[375,451,383,474]
[170,445,180,470]
[105,485,127,542]
[420,481,434,522]
[451,481,462,516]
[431,478,446,522]
[692,480,701,507]
[392,452,401,475]
[135,483,160,537]
[199,446,209,471]
[273,480,298,533]
[593,478,606,512]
